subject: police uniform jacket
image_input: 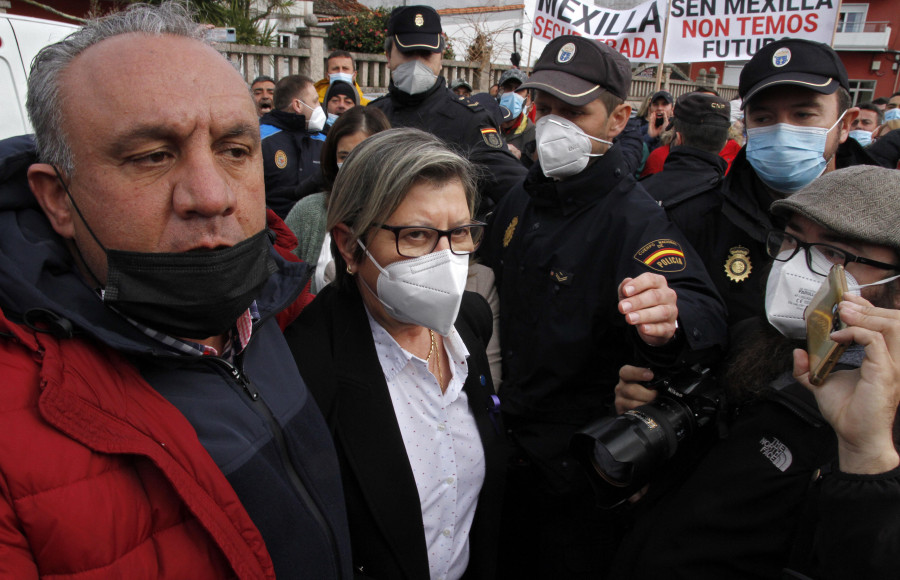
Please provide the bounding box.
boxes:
[481,144,727,494]
[260,109,326,219]
[369,78,527,214]
[643,145,766,327]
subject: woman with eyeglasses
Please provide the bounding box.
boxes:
[283,128,505,580]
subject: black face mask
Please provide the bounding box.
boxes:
[54,168,276,339]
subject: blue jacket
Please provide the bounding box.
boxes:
[0,135,353,579]
[260,110,326,219]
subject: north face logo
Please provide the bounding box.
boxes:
[760,437,792,472]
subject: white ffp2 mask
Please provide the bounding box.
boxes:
[535,115,612,179]
[358,242,469,336]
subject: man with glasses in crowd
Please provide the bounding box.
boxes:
[610,165,900,579]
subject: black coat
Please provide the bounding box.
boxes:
[481,144,728,494]
[369,78,527,216]
[283,284,506,580]
[643,145,768,327]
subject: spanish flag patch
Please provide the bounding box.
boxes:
[481,127,503,149]
[634,239,686,273]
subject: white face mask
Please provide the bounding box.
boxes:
[329,72,354,85]
[357,241,469,336]
[297,99,327,132]
[535,114,613,179]
[765,247,900,339]
[392,60,437,95]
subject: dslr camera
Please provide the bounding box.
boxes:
[570,365,725,508]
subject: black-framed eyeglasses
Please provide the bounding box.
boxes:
[379,221,486,258]
[766,230,900,277]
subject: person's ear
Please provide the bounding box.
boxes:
[332,222,360,270]
[605,103,632,139]
[838,107,859,143]
[27,163,75,239]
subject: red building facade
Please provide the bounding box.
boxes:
[687,0,900,103]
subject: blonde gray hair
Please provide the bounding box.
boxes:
[327,127,478,288]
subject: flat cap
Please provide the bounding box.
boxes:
[520,35,631,104]
[450,78,473,92]
[771,166,900,254]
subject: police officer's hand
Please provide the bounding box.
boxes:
[618,273,679,346]
[614,365,657,415]
[793,293,900,474]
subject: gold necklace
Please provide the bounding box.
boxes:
[428,329,444,389]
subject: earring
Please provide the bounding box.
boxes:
[346,264,354,275]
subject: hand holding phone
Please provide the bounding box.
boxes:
[805,264,849,386]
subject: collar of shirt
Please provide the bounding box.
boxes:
[112,298,260,359]
[364,306,470,401]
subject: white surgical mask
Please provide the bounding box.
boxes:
[848,129,873,147]
[535,114,613,179]
[765,247,900,339]
[392,60,437,95]
[357,241,469,336]
[329,72,354,85]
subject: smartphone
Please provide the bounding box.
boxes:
[805,264,849,386]
[654,115,665,128]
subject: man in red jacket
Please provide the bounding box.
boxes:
[0,3,352,578]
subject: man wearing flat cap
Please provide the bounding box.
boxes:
[612,165,900,579]
[368,5,526,215]
[480,35,727,578]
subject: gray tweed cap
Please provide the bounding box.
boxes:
[770,165,900,254]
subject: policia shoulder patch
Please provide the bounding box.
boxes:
[634,239,686,273]
[481,127,503,148]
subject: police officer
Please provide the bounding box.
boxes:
[480,35,727,579]
[640,93,754,325]
[368,6,526,214]
[719,39,868,326]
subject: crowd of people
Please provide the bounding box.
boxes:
[1,2,899,579]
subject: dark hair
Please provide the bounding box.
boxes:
[274,74,315,111]
[872,97,889,105]
[321,106,390,191]
[251,75,274,86]
[327,50,355,70]
[892,91,900,98]
[598,91,625,116]
[673,118,728,153]
[837,87,852,114]
[694,85,719,96]
[858,102,884,124]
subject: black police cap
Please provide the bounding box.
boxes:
[520,35,631,105]
[739,39,848,107]
[387,6,444,53]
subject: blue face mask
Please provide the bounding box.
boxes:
[329,72,353,85]
[884,108,900,122]
[500,91,525,119]
[848,129,873,147]
[326,112,339,127]
[745,112,845,194]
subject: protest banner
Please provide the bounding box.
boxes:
[664,0,840,62]
[530,0,668,62]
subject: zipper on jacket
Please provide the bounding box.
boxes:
[209,355,344,579]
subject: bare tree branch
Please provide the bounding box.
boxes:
[17,0,88,23]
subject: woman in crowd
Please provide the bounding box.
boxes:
[284,128,505,580]
[285,105,389,292]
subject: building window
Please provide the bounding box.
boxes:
[848,80,876,105]
[837,4,868,33]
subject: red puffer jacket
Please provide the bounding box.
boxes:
[0,309,275,580]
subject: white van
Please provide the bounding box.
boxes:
[0,14,79,141]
